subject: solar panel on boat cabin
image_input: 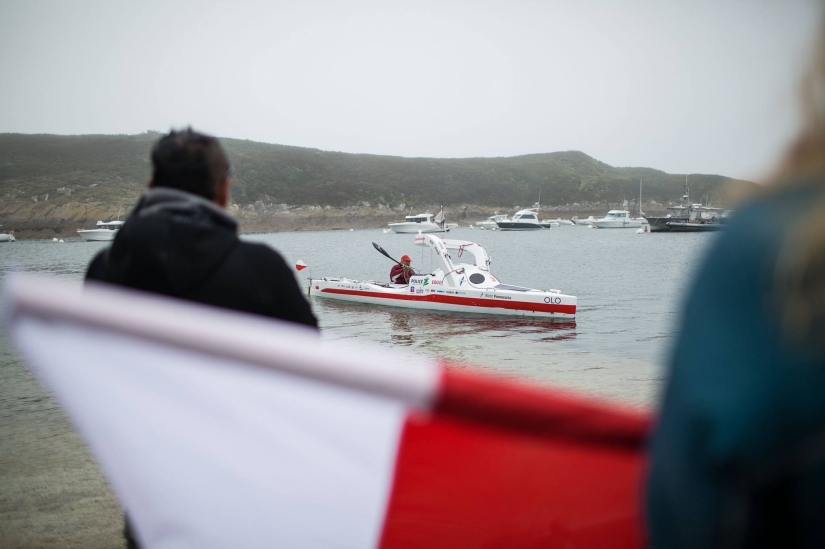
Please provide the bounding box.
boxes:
[493,284,531,292]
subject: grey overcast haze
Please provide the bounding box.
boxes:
[0,0,820,180]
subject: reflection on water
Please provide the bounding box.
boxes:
[317,298,577,346]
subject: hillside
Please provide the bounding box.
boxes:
[0,132,754,238]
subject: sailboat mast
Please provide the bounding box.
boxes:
[639,178,643,217]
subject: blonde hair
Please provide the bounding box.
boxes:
[774,13,825,347]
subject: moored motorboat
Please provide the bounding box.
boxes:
[0,230,15,242]
[387,207,449,234]
[590,210,647,229]
[387,213,442,234]
[496,208,543,230]
[475,214,508,230]
[78,220,124,241]
[309,234,576,318]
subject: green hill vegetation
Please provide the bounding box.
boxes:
[0,132,751,209]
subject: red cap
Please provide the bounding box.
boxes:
[401,255,411,261]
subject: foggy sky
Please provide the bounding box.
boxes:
[0,0,820,180]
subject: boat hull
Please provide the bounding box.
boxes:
[495,222,543,231]
[645,216,686,232]
[0,234,13,243]
[388,222,447,234]
[310,279,576,318]
[78,229,118,241]
[590,219,643,229]
[665,221,724,232]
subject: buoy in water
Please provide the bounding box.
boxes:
[59,239,65,243]
[52,238,58,242]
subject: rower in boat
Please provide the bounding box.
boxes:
[390,254,416,284]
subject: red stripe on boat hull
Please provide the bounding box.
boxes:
[319,288,576,315]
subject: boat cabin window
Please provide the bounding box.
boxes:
[518,214,536,220]
[405,215,430,223]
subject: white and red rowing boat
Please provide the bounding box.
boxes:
[309,234,577,318]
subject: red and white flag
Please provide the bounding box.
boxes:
[5,276,650,549]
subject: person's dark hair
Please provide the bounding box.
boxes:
[150,128,231,201]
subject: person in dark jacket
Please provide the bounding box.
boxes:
[390,254,415,284]
[647,19,825,548]
[86,128,317,329]
[86,129,317,548]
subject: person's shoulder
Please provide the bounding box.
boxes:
[234,241,290,271]
[710,181,823,261]
[85,247,111,280]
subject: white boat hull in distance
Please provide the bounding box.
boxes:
[310,233,576,318]
[0,234,14,243]
[590,219,643,229]
[387,222,446,234]
[78,229,119,241]
[589,210,648,229]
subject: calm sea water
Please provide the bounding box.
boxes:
[1,226,714,406]
[0,225,715,546]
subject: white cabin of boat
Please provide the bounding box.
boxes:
[77,220,125,241]
[405,213,434,224]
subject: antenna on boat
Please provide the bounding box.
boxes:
[639,178,644,217]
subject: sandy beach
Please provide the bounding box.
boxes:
[0,340,124,548]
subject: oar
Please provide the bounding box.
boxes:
[372,242,418,276]
[372,242,402,266]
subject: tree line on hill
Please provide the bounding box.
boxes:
[0,132,753,210]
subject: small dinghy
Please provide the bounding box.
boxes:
[309,234,576,318]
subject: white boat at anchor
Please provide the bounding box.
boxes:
[310,234,576,318]
[572,216,596,226]
[496,208,544,230]
[590,210,648,229]
[387,208,449,234]
[475,214,508,230]
[78,220,124,241]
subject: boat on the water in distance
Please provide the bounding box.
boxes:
[387,208,449,234]
[496,207,545,230]
[78,220,124,241]
[590,210,647,229]
[310,234,576,318]
[475,214,508,230]
[0,230,15,243]
[572,216,596,226]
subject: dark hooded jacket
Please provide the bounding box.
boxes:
[86,188,317,329]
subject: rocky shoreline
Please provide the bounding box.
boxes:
[0,199,674,240]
